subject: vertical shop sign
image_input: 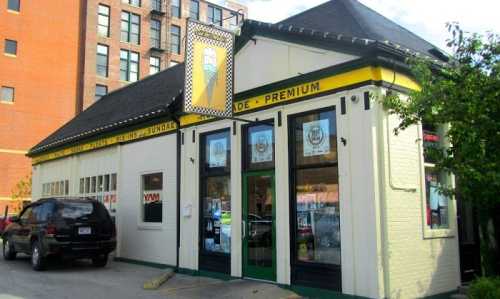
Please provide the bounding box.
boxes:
[303,119,330,157]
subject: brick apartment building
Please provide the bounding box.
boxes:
[0,0,84,214]
[81,0,246,110]
[0,0,246,213]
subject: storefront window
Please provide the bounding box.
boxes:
[141,172,163,223]
[425,168,449,229]
[202,176,231,253]
[290,108,341,267]
[200,130,231,255]
[244,124,274,171]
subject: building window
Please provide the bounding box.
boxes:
[288,107,341,289]
[151,0,161,11]
[120,49,139,82]
[229,11,239,29]
[171,0,180,18]
[96,44,109,77]
[149,56,160,74]
[423,123,449,229]
[95,84,108,101]
[170,25,180,54]
[207,5,222,26]
[7,0,20,11]
[4,39,17,56]
[1,86,14,102]
[200,130,231,256]
[141,172,163,223]
[150,19,161,48]
[97,4,110,37]
[190,0,199,20]
[121,11,140,44]
[122,0,140,7]
[243,124,275,171]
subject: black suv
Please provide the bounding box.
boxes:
[2,198,116,271]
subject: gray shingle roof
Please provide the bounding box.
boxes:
[277,0,446,60]
[29,63,184,155]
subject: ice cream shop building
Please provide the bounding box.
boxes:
[28,1,462,298]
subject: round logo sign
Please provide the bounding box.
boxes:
[255,134,269,153]
[307,125,325,147]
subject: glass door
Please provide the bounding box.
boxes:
[242,171,276,281]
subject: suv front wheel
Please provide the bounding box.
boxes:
[2,237,16,260]
[31,241,46,271]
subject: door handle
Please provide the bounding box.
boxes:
[242,220,246,239]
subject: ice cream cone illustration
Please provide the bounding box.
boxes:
[202,47,218,105]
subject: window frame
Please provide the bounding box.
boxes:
[150,18,161,49]
[7,0,20,12]
[198,128,232,274]
[4,39,17,56]
[171,0,181,18]
[170,25,181,54]
[122,0,141,7]
[420,124,455,238]
[151,0,161,11]
[95,84,108,101]
[138,170,165,228]
[149,55,160,74]
[207,5,222,26]
[287,106,342,291]
[121,11,141,44]
[190,0,199,20]
[120,49,140,82]
[97,4,110,37]
[1,86,15,103]
[96,44,109,77]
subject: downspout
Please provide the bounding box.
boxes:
[167,94,182,272]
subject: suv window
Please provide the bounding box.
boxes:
[60,202,94,219]
[20,207,34,223]
[33,202,55,222]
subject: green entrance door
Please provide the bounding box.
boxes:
[242,171,276,281]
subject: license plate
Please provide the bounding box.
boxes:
[78,227,91,235]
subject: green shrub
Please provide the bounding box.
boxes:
[468,277,500,299]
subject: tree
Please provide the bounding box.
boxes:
[382,23,500,275]
[11,175,31,213]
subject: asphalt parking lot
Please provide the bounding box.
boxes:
[0,252,168,299]
[0,242,299,299]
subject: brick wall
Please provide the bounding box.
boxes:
[381,112,460,298]
[0,1,83,200]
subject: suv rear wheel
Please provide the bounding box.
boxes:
[31,241,46,271]
[92,254,108,267]
[2,237,16,260]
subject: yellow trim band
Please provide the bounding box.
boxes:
[32,121,178,164]
[31,66,418,164]
[0,149,28,155]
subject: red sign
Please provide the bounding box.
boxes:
[143,192,161,204]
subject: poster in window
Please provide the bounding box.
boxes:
[251,129,273,163]
[209,138,227,168]
[303,119,330,157]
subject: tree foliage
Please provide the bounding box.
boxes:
[383,23,500,206]
[11,174,31,200]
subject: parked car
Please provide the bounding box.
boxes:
[2,197,116,271]
[0,216,11,235]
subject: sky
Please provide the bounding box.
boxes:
[217,0,500,52]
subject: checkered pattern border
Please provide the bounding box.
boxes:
[184,20,234,118]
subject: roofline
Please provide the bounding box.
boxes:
[29,56,419,159]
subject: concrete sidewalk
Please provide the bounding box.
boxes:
[157,272,301,299]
